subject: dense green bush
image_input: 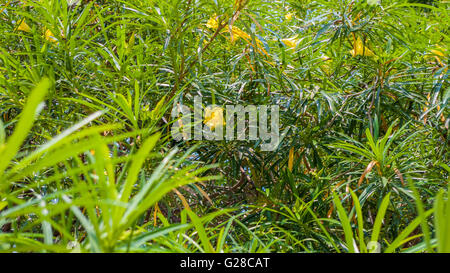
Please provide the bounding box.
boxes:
[0,0,448,252]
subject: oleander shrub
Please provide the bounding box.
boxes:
[0,0,448,252]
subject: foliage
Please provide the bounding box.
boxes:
[0,0,448,252]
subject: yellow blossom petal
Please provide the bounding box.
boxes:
[282,35,299,49]
[205,14,269,56]
[17,19,31,33]
[206,14,219,29]
[285,13,294,21]
[204,107,225,130]
[44,29,58,43]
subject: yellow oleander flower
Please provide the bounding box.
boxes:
[44,29,58,43]
[204,107,225,130]
[285,13,294,21]
[17,19,31,32]
[205,13,269,56]
[349,36,375,57]
[206,14,219,29]
[281,35,300,49]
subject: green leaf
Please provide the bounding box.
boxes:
[0,78,51,186]
[350,190,367,253]
[186,210,214,253]
[333,192,355,253]
[371,192,391,244]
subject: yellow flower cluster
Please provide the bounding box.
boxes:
[206,16,219,29]
[16,19,59,44]
[205,14,269,56]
